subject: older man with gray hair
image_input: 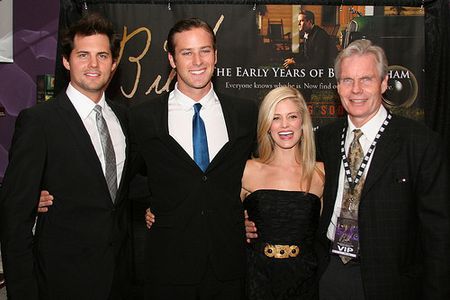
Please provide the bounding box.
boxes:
[316,39,450,300]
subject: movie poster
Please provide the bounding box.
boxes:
[69,4,425,127]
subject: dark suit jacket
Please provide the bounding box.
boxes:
[128,93,257,285]
[0,92,130,300]
[316,114,450,299]
[297,25,337,66]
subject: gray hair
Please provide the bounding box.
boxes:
[334,39,388,81]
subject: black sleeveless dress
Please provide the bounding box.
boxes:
[244,189,320,300]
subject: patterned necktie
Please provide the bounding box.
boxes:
[192,103,209,172]
[348,130,364,177]
[344,129,365,209]
[339,129,365,263]
[93,105,117,202]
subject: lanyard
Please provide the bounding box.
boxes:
[340,113,392,190]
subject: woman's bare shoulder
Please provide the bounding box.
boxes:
[245,158,266,172]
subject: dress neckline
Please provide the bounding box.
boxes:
[244,189,320,202]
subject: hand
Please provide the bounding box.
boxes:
[244,210,258,243]
[145,208,155,229]
[283,57,295,69]
[38,190,54,213]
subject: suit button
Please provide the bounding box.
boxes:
[202,175,207,182]
[109,242,114,247]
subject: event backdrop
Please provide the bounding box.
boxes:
[0,3,427,181]
[68,3,425,129]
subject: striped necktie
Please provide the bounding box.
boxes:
[93,105,117,202]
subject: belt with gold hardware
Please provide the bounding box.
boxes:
[263,243,300,259]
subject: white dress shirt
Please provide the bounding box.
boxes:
[66,83,126,187]
[327,105,388,240]
[168,83,229,162]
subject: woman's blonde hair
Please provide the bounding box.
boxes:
[256,86,316,190]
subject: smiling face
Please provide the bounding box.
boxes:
[337,53,388,127]
[168,27,217,101]
[62,33,117,103]
[270,99,303,151]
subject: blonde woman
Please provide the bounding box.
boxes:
[242,86,324,299]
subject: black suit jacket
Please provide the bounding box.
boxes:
[298,25,336,66]
[0,92,130,300]
[128,93,257,285]
[316,114,450,299]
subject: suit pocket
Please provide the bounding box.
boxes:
[386,170,412,198]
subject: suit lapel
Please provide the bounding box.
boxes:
[108,100,129,203]
[155,95,200,170]
[55,93,111,202]
[153,93,241,173]
[361,117,402,198]
[219,94,237,141]
[324,117,402,204]
[323,120,346,222]
[206,94,236,172]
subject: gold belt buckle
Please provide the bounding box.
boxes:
[263,243,300,259]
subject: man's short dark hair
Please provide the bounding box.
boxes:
[167,18,216,57]
[300,10,315,24]
[60,13,120,61]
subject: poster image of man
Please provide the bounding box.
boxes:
[283,10,337,67]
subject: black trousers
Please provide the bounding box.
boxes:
[143,262,244,300]
[319,255,365,300]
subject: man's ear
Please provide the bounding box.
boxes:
[168,52,176,69]
[62,56,70,71]
[381,75,388,94]
[111,59,118,72]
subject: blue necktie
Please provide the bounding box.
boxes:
[192,103,209,172]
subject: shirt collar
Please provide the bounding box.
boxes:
[347,105,388,142]
[304,25,315,37]
[66,83,106,120]
[172,83,218,111]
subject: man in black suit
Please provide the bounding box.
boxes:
[283,10,336,67]
[0,14,129,299]
[316,39,449,299]
[129,18,257,299]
